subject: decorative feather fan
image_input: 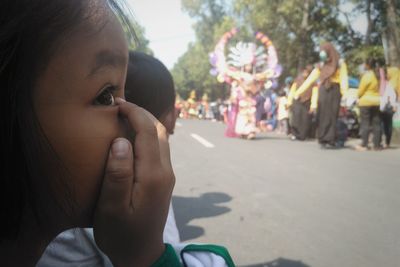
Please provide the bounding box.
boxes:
[227,42,267,70]
[209,28,281,86]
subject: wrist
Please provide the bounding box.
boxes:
[112,241,165,267]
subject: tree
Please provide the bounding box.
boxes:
[347,0,400,65]
[115,10,153,54]
[172,0,396,100]
[131,22,153,55]
[171,0,231,101]
[233,0,353,78]
[384,0,400,65]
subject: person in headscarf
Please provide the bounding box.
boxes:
[294,42,349,148]
[287,65,318,140]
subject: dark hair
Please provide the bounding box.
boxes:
[365,58,379,79]
[365,58,376,69]
[125,51,176,119]
[305,64,314,74]
[376,58,388,79]
[0,0,134,240]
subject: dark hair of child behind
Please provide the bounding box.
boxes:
[125,51,176,119]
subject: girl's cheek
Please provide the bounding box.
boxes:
[117,113,135,144]
[42,107,124,221]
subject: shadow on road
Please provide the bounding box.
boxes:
[240,257,310,267]
[172,192,232,241]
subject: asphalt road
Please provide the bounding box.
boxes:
[169,119,400,267]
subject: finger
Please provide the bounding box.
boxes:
[117,98,173,186]
[153,118,172,166]
[116,98,161,165]
[97,138,134,211]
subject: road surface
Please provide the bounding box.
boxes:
[169,119,400,267]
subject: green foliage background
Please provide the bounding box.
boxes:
[131,0,400,101]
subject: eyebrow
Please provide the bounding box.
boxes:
[88,50,127,77]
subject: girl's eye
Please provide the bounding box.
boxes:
[93,86,116,106]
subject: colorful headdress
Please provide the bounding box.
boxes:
[209,28,282,89]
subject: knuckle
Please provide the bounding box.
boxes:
[158,167,175,187]
[144,167,173,188]
[156,123,167,137]
[143,123,158,138]
[170,170,176,186]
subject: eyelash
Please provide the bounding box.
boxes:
[93,85,118,106]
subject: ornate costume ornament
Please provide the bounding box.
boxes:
[209,28,282,90]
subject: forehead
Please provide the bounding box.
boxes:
[55,7,128,69]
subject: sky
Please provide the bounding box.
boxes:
[127,0,196,69]
[127,1,367,70]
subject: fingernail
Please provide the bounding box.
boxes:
[111,138,129,159]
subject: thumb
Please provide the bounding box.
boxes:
[97,138,134,212]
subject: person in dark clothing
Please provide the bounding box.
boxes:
[290,65,316,140]
[381,109,395,147]
[378,61,398,148]
[355,58,382,151]
[255,91,267,126]
[315,43,348,148]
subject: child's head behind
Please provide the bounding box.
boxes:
[126,51,176,134]
[1,0,132,240]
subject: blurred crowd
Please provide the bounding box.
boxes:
[176,44,400,150]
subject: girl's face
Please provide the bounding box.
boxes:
[34,8,129,225]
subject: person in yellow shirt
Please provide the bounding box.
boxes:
[287,65,317,140]
[355,58,382,151]
[295,42,349,148]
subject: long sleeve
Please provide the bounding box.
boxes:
[294,68,320,99]
[152,243,236,267]
[357,72,370,99]
[310,86,319,110]
[39,228,236,267]
[339,61,349,96]
[163,203,181,244]
[151,244,181,267]
[287,82,297,107]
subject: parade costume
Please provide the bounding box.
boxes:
[209,28,281,139]
[234,86,257,137]
[187,90,198,119]
[225,83,240,137]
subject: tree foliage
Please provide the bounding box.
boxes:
[171,0,399,101]
[172,0,231,100]
[132,21,153,55]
